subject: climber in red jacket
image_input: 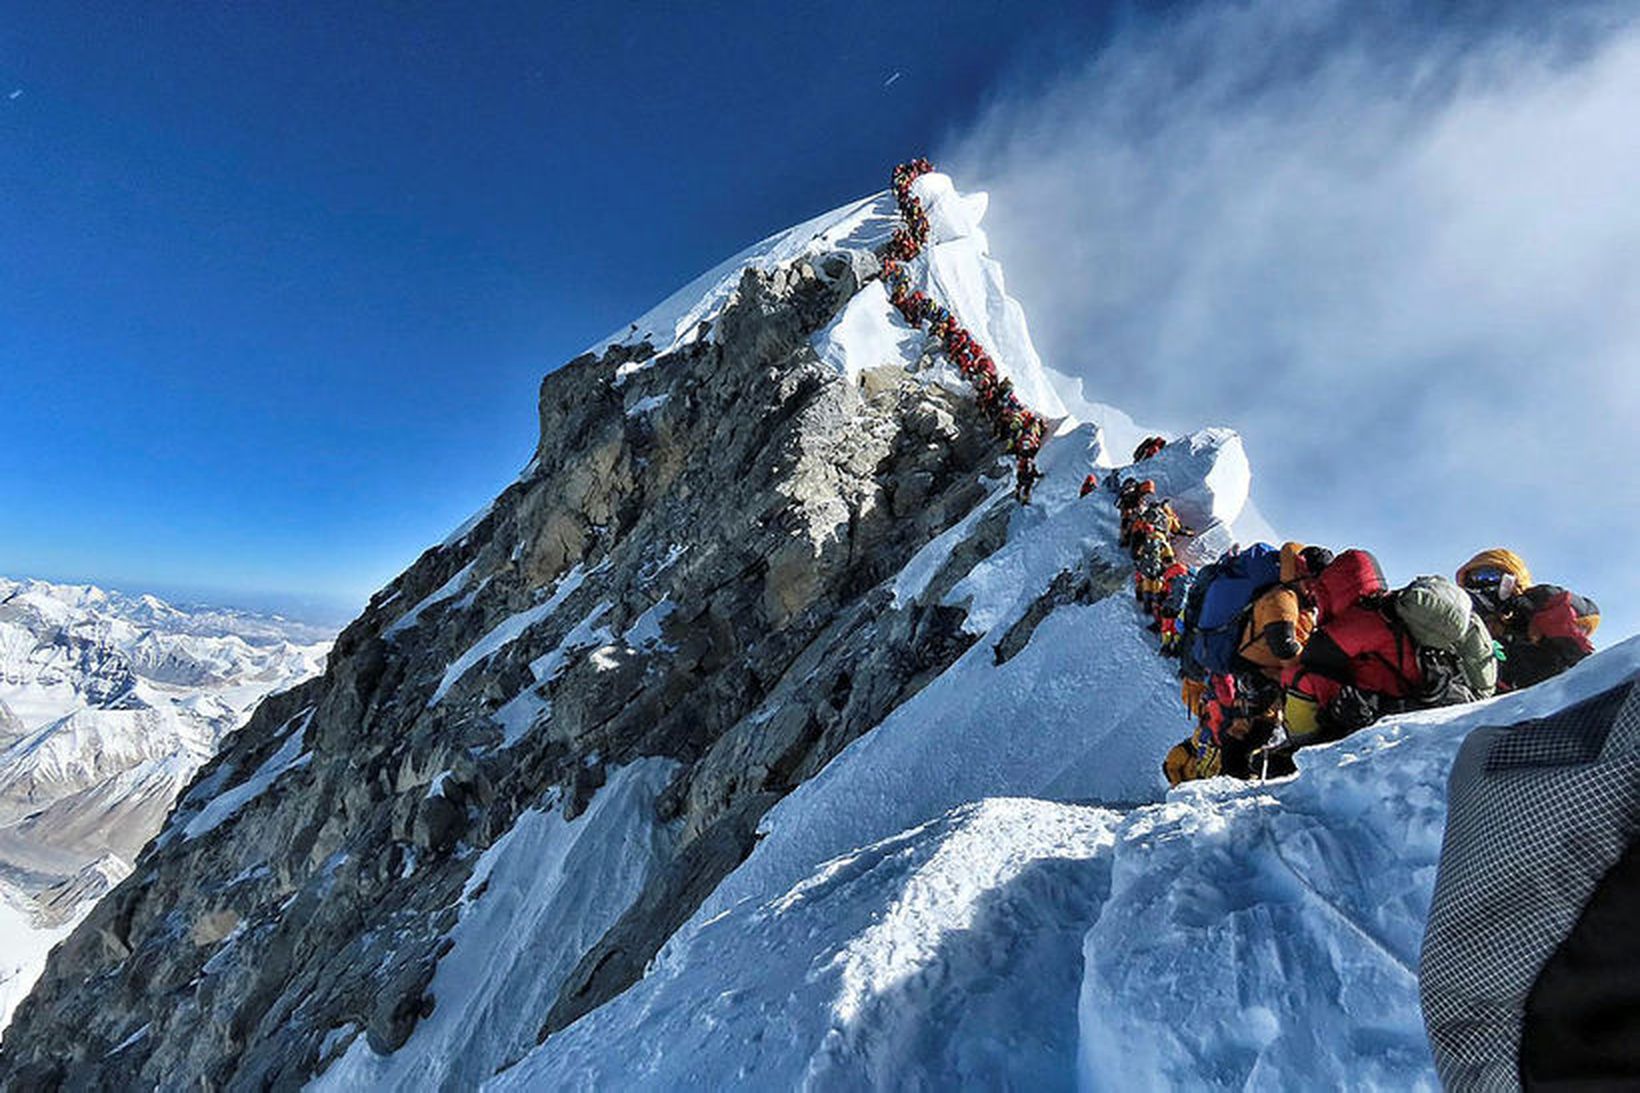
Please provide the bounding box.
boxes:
[1282,549,1421,745]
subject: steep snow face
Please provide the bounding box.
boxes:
[811,172,1069,421]
[493,627,1638,1091]
[494,797,1120,1092]
[311,759,679,1092]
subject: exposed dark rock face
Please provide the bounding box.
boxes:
[0,254,1028,1089]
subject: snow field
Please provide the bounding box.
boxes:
[486,639,1638,1091]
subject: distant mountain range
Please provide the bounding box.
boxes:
[0,575,331,1029]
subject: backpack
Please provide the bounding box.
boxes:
[1497,585,1600,690]
[1392,575,1498,699]
[1178,559,1220,681]
[1520,585,1600,648]
[1162,568,1195,619]
[1135,534,1174,580]
[1188,543,1283,675]
[1408,645,1484,709]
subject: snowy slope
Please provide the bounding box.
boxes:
[491,633,1638,1090]
[485,175,1633,1087]
[312,759,680,1091]
[587,193,898,364]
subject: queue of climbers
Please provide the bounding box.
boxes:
[879,159,1049,503]
[875,159,1603,781]
[1096,467,1603,786]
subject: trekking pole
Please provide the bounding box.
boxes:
[1260,750,1269,782]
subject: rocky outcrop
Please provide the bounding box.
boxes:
[0,247,1027,1088]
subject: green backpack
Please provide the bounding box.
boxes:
[1393,575,1499,699]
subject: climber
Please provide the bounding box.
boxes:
[1157,561,1192,655]
[1117,480,1156,549]
[1282,548,1421,747]
[1456,548,1533,619]
[1133,496,1191,544]
[1132,436,1167,462]
[1235,543,1332,683]
[1015,458,1044,505]
[1167,671,1292,785]
[1181,541,1283,680]
[1133,531,1176,618]
[1079,473,1100,498]
[1458,549,1600,691]
[1507,584,1599,689]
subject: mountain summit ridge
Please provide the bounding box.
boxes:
[3,169,1627,1090]
[2,174,1056,1086]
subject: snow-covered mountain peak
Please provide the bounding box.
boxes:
[586,191,898,364]
[589,173,1068,426]
[3,165,1628,1090]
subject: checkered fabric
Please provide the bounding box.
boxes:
[1420,680,1640,1091]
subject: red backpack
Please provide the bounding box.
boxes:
[1522,586,1599,653]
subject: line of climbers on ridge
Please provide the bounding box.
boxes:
[1085,439,1602,785]
[877,159,1049,504]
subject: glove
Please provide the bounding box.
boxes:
[1324,685,1380,734]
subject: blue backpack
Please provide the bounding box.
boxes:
[1188,543,1282,675]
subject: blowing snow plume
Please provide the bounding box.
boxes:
[943,0,1640,640]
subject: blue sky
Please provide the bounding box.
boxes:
[3,2,1634,639]
[0,2,1113,622]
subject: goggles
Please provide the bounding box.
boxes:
[1462,566,1507,589]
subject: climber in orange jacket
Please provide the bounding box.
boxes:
[1236,543,1333,683]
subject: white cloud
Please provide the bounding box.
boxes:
[943,0,1640,640]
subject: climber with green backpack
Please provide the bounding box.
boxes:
[1388,574,1500,706]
